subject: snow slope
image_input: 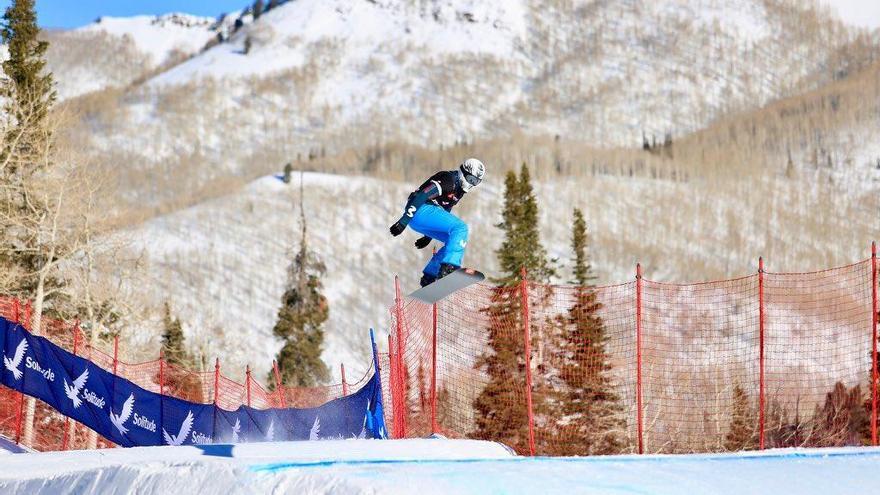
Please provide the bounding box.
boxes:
[65,0,858,175]
[37,13,224,100]
[78,14,220,67]
[1,440,879,494]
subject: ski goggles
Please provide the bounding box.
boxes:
[463,171,482,187]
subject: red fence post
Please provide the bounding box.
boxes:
[273,360,286,408]
[159,350,165,396]
[872,242,878,446]
[520,267,536,456]
[112,335,119,375]
[758,257,766,450]
[213,358,220,406]
[341,363,349,397]
[14,391,23,445]
[387,334,397,438]
[394,276,407,438]
[13,298,23,445]
[636,263,644,455]
[246,365,252,408]
[431,301,438,434]
[63,321,82,451]
[24,301,31,331]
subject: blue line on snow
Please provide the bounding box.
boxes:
[248,448,880,473]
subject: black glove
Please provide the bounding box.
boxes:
[414,236,432,249]
[390,221,406,236]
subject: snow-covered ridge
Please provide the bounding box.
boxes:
[69,0,859,173]
[77,13,221,67]
[151,0,527,85]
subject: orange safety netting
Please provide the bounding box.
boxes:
[383,256,880,456]
[3,254,878,455]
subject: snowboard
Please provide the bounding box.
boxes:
[409,268,485,304]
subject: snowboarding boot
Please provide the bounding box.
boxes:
[438,263,460,280]
[420,272,437,287]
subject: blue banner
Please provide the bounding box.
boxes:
[0,317,386,447]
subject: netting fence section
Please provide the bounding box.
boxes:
[764,260,874,448]
[640,275,759,453]
[384,253,880,456]
[0,296,362,452]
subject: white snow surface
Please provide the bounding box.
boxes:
[1,440,880,494]
[151,0,526,85]
[68,0,855,163]
[78,13,220,66]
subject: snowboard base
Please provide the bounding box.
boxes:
[409,268,485,304]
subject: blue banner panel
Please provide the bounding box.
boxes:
[0,317,386,447]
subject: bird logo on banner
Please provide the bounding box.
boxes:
[109,394,135,435]
[309,416,321,441]
[163,410,194,446]
[231,418,241,443]
[3,339,28,380]
[63,368,89,409]
[265,419,275,441]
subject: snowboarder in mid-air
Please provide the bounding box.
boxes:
[390,158,486,288]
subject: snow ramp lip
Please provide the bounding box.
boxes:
[250,446,880,472]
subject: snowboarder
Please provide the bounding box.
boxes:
[389,158,486,287]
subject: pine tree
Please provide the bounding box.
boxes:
[269,177,330,387]
[492,164,555,286]
[0,0,65,448]
[159,303,202,402]
[0,0,59,299]
[161,302,191,366]
[725,384,758,451]
[813,381,867,447]
[253,0,264,19]
[473,164,553,453]
[548,208,625,455]
[1,0,55,169]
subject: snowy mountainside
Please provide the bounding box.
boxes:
[78,14,221,67]
[39,13,224,100]
[119,168,873,383]
[64,0,859,183]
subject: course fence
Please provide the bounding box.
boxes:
[382,246,880,456]
[3,247,878,456]
[0,297,369,452]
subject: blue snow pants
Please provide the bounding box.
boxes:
[408,204,469,277]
